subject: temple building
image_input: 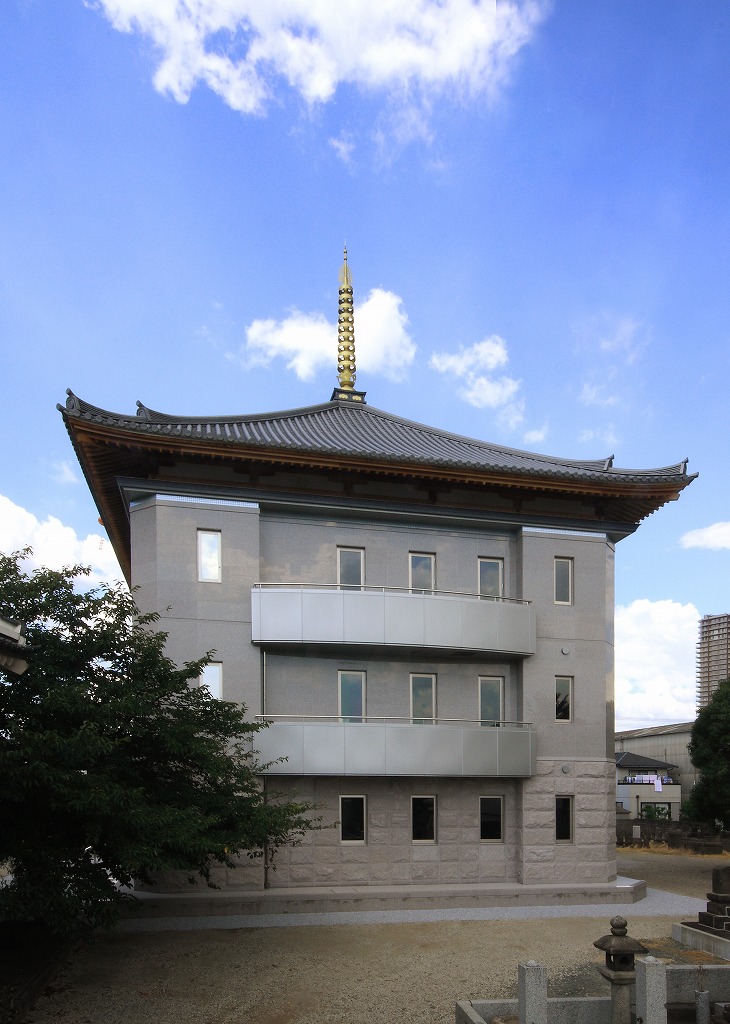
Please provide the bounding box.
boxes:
[59,252,695,903]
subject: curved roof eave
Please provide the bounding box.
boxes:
[59,390,697,491]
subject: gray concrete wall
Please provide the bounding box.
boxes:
[129,497,616,890]
[259,512,516,595]
[130,496,262,713]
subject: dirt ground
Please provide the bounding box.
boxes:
[21,849,728,1024]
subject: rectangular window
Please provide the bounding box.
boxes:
[339,670,365,723]
[478,557,503,599]
[479,676,504,726]
[338,547,364,589]
[411,796,436,842]
[479,796,504,842]
[200,662,222,700]
[340,795,366,843]
[410,674,435,724]
[197,530,221,582]
[554,557,573,605]
[409,552,435,594]
[556,676,572,721]
[556,796,573,842]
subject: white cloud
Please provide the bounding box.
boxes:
[431,335,508,376]
[50,460,80,485]
[233,287,415,382]
[614,599,699,730]
[90,0,547,125]
[430,335,523,426]
[0,495,123,586]
[523,422,548,444]
[598,315,644,365]
[329,133,355,166]
[680,522,730,551]
[579,383,618,408]
[579,426,618,447]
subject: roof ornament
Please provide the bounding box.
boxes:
[331,246,367,405]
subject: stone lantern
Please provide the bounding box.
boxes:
[594,916,648,1024]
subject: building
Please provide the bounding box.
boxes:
[614,751,682,820]
[59,253,696,898]
[615,722,697,806]
[697,613,730,710]
[0,616,30,676]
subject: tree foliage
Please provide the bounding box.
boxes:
[685,677,730,828]
[0,550,319,935]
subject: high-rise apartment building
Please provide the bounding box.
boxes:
[697,613,730,709]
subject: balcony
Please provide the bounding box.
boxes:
[251,584,536,656]
[254,715,537,778]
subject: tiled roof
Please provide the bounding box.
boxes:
[615,751,678,770]
[61,391,694,487]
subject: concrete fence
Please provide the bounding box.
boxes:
[456,959,730,1024]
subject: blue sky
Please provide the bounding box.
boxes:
[2,0,729,729]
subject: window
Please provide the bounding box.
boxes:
[556,796,573,842]
[197,530,221,582]
[478,557,503,599]
[479,676,504,726]
[338,547,364,589]
[339,670,365,722]
[555,676,572,722]
[411,674,435,724]
[340,795,367,843]
[410,552,435,593]
[479,796,504,842]
[411,796,436,842]
[200,662,222,700]
[554,557,573,605]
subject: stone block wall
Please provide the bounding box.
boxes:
[518,758,615,884]
[249,776,520,889]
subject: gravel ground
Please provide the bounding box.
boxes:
[23,850,729,1024]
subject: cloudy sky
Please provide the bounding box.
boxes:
[2,1,729,730]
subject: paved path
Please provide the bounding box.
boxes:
[117,881,706,931]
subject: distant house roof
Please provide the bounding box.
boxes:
[615,722,694,740]
[615,751,678,771]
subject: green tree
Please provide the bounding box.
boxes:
[685,677,730,828]
[0,550,319,935]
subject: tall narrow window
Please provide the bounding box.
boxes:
[410,552,435,593]
[338,547,364,589]
[554,557,573,605]
[197,530,221,582]
[478,557,503,599]
[555,676,572,721]
[410,674,435,724]
[200,662,222,700]
[479,676,504,727]
[556,796,573,842]
[340,796,366,843]
[411,796,436,842]
[479,796,504,842]
[339,670,365,723]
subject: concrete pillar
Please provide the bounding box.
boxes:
[636,956,666,1024]
[518,960,547,1024]
[696,988,711,1024]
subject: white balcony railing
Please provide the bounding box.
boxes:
[251,584,536,656]
[254,715,537,778]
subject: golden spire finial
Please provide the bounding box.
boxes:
[337,246,356,390]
